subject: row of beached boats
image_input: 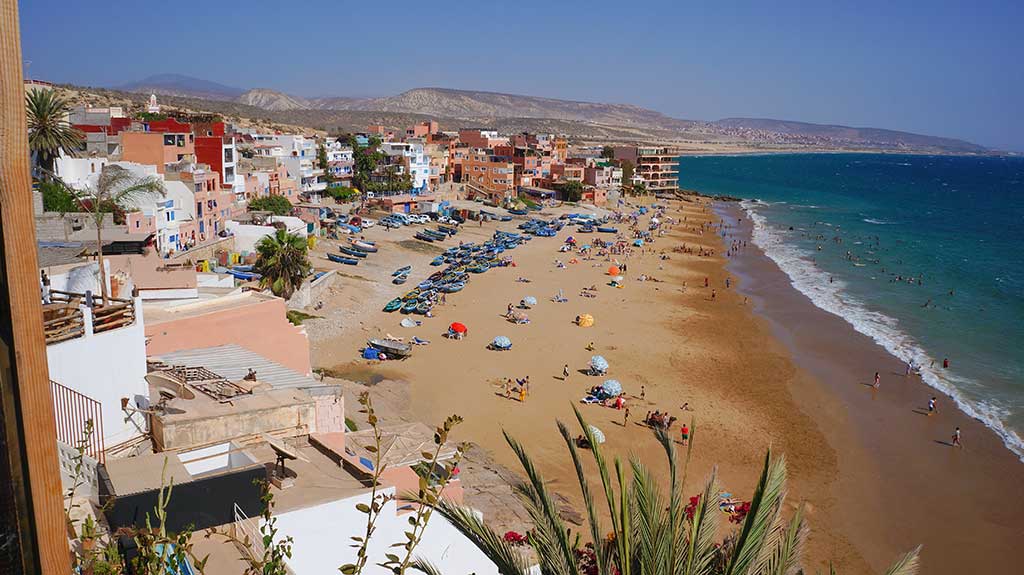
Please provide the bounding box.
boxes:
[383,231,528,315]
[414,224,459,243]
[327,238,377,265]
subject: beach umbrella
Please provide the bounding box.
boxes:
[607,265,620,276]
[493,335,512,349]
[590,355,609,372]
[400,318,418,328]
[450,322,467,334]
[522,296,537,306]
[588,425,606,444]
[612,276,624,283]
[602,379,623,396]
[577,314,595,327]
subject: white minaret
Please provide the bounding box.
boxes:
[147,94,160,114]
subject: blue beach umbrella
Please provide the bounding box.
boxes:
[590,355,609,373]
[588,425,606,444]
[522,296,537,306]
[602,379,622,396]
[493,336,512,349]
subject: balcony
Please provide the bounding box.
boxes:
[43,290,137,345]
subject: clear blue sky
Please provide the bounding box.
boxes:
[19,0,1024,151]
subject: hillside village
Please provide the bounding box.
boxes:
[28,79,682,573]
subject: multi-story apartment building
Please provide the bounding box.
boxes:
[493,145,542,188]
[194,122,243,200]
[584,162,623,189]
[324,139,354,185]
[461,149,515,203]
[166,163,236,243]
[380,142,431,191]
[458,129,506,149]
[120,131,195,173]
[613,145,680,193]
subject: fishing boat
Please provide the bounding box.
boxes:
[339,245,368,258]
[415,302,433,315]
[597,227,618,233]
[430,256,444,266]
[327,253,359,265]
[383,298,403,312]
[400,301,419,314]
[468,264,489,274]
[438,225,457,235]
[368,338,412,358]
[227,269,260,281]
[350,240,378,253]
[392,266,412,276]
[414,232,435,242]
[423,230,447,241]
[392,274,408,285]
[417,280,434,290]
[439,281,465,293]
[232,264,254,272]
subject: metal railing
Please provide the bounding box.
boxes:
[50,380,105,463]
[231,503,264,558]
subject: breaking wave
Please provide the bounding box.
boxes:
[740,201,1024,461]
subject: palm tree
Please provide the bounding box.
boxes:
[413,407,921,575]
[254,228,310,299]
[26,90,82,177]
[66,165,165,304]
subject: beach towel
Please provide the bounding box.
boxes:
[411,337,430,345]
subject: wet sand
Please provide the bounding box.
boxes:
[716,202,1024,574]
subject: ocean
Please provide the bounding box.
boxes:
[677,153,1024,460]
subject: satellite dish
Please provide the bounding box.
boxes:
[146,372,195,401]
[262,433,309,463]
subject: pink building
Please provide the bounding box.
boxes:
[144,291,312,375]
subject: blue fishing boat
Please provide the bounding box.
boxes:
[400,301,419,314]
[597,226,618,233]
[339,245,367,258]
[392,275,408,285]
[392,266,412,276]
[327,253,359,265]
[414,232,435,242]
[383,298,403,312]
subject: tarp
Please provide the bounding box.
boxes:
[450,322,467,334]
[362,348,380,360]
[577,314,594,327]
[602,379,622,396]
[400,318,418,328]
[590,355,608,372]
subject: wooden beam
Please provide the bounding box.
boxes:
[0,0,73,572]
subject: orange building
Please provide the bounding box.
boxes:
[121,131,195,173]
[461,149,515,202]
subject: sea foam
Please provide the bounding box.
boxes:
[741,201,1024,461]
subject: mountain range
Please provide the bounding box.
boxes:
[113,74,988,154]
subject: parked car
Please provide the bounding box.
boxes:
[408,214,429,224]
[360,218,377,228]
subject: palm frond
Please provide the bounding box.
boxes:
[629,459,672,574]
[571,406,629,573]
[883,546,922,575]
[428,499,532,575]
[685,469,721,575]
[751,503,807,575]
[725,450,787,575]
[26,90,82,171]
[409,556,444,575]
[503,430,578,575]
[558,421,610,575]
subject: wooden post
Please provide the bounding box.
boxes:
[0,0,74,572]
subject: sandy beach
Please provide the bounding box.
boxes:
[305,197,1024,574]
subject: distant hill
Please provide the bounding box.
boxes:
[116,73,244,101]
[713,118,987,154]
[108,76,989,153]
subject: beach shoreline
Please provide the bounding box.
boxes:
[306,195,1022,575]
[715,200,1024,574]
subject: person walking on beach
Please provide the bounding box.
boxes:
[952,427,962,448]
[873,372,880,389]
[640,385,645,401]
[943,357,949,369]
[519,386,526,403]
[680,424,690,446]
[563,364,570,380]
[623,407,630,427]
[928,397,938,416]
[711,289,717,301]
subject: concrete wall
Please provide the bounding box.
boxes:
[153,394,316,451]
[106,251,198,299]
[46,297,149,445]
[288,269,336,310]
[168,235,235,263]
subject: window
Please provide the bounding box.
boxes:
[135,220,140,228]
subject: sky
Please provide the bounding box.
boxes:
[18,0,1024,151]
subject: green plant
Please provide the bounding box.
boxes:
[128,460,208,575]
[249,194,293,216]
[26,89,82,176]
[328,186,361,202]
[342,392,393,575]
[555,180,584,203]
[345,417,359,432]
[65,165,165,303]
[255,228,310,299]
[39,180,80,213]
[286,309,319,325]
[414,406,922,575]
[600,145,615,159]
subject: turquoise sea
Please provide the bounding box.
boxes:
[677,153,1024,459]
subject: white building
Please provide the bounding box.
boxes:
[254,135,326,197]
[274,489,499,575]
[54,154,109,190]
[380,142,430,192]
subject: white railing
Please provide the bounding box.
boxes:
[232,503,265,558]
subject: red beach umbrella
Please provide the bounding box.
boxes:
[450,322,468,334]
[607,265,620,276]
